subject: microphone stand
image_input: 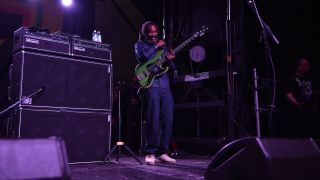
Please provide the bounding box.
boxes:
[225,0,235,141]
[0,87,45,116]
[246,0,279,45]
[101,83,143,165]
[253,68,261,137]
[0,87,45,137]
[246,0,279,137]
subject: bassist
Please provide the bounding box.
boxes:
[134,21,176,165]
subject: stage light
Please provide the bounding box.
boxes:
[61,0,72,7]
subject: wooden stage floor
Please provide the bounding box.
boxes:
[69,155,211,180]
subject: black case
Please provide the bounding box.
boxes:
[13,27,70,55]
[71,38,112,62]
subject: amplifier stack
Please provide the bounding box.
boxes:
[9,27,112,163]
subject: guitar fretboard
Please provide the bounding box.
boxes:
[151,28,206,69]
[154,35,197,67]
[173,35,197,54]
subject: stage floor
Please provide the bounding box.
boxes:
[69,155,211,180]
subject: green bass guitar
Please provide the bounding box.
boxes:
[135,26,208,89]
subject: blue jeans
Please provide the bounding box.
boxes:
[142,87,174,155]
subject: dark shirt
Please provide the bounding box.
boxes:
[285,73,314,110]
[134,40,175,88]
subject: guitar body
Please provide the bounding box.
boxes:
[135,50,169,88]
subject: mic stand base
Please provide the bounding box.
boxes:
[101,141,143,165]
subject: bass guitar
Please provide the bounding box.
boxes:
[135,26,208,89]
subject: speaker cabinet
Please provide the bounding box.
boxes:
[0,138,70,179]
[10,51,112,110]
[8,36,113,164]
[204,137,320,180]
[10,108,111,163]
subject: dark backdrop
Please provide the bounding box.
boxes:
[61,0,95,40]
[0,0,317,139]
[130,0,317,138]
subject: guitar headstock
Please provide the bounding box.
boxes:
[194,26,209,38]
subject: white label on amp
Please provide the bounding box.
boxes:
[26,38,39,44]
[74,46,85,52]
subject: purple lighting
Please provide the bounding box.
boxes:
[61,0,72,7]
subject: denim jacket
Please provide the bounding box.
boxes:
[134,40,175,89]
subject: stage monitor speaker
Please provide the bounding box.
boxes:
[204,137,320,180]
[0,137,70,180]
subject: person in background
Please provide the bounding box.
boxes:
[284,57,319,137]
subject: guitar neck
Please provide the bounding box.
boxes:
[156,31,202,66]
[173,35,196,54]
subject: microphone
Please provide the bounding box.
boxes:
[28,86,46,98]
[35,86,46,95]
[21,86,46,105]
[155,39,166,49]
[0,86,47,115]
[39,86,46,93]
